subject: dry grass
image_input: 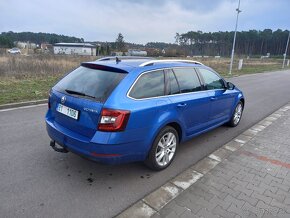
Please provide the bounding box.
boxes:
[0,54,288,105]
[0,54,96,104]
[0,54,95,78]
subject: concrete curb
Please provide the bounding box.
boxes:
[116,103,290,218]
[0,99,47,110]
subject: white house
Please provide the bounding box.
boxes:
[128,49,147,56]
[53,43,96,56]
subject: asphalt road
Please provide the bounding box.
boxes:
[1,69,290,218]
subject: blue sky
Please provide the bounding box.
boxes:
[0,0,289,44]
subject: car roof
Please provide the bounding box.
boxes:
[82,57,205,73]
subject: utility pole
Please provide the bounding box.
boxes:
[282,31,290,69]
[229,0,242,75]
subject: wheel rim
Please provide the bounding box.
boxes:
[155,132,177,167]
[233,103,243,125]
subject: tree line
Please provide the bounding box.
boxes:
[1,29,289,57]
[175,29,289,57]
[0,31,83,47]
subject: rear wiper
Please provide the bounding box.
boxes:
[65,89,96,99]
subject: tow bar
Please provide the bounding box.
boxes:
[50,140,69,153]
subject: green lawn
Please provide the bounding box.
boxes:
[0,75,61,105]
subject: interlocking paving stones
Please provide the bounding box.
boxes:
[118,103,290,218]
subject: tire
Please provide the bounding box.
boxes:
[227,101,243,127]
[144,126,179,171]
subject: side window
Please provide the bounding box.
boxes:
[199,68,225,90]
[129,70,165,99]
[173,68,202,93]
[168,70,180,95]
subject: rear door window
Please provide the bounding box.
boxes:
[54,66,126,102]
[129,70,165,99]
[173,68,202,93]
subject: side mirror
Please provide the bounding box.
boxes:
[227,82,235,90]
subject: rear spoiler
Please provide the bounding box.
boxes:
[81,63,128,74]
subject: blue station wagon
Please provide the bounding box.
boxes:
[45,57,245,170]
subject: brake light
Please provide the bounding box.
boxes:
[98,109,130,132]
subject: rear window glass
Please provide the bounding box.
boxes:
[129,70,165,99]
[54,66,126,102]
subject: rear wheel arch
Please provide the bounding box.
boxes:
[145,125,179,170]
[151,121,183,144]
[166,122,183,143]
[146,121,183,156]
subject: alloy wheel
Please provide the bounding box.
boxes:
[233,103,243,125]
[155,132,177,167]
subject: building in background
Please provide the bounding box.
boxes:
[128,49,147,56]
[16,41,37,49]
[53,43,96,56]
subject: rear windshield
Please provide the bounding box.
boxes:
[54,66,126,102]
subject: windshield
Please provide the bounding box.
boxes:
[54,66,126,102]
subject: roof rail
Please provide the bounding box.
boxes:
[97,56,152,61]
[139,59,203,67]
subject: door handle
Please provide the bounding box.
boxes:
[210,97,217,101]
[177,103,187,107]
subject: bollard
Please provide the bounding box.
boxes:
[238,59,243,70]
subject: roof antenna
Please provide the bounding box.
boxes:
[116,57,121,64]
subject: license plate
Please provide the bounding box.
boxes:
[56,103,79,120]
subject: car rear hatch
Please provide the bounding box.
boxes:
[49,63,128,139]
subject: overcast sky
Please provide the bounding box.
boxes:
[0,0,289,44]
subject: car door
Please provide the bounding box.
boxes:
[197,68,235,125]
[166,68,211,137]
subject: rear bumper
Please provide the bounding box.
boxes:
[46,119,148,164]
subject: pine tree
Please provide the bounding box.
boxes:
[115,33,126,52]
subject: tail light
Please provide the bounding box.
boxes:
[98,109,130,132]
